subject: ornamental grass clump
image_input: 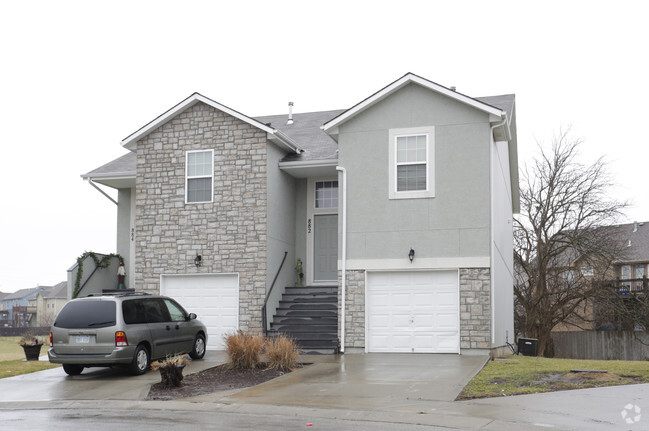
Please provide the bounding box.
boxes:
[265,335,301,371]
[18,330,41,346]
[224,330,265,369]
[151,354,191,387]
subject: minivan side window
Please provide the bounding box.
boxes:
[143,298,170,323]
[122,300,147,325]
[164,299,187,322]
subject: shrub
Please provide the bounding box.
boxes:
[151,354,191,387]
[18,330,41,346]
[224,331,264,369]
[150,353,191,371]
[265,335,301,371]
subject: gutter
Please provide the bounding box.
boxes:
[336,166,347,353]
[270,129,303,154]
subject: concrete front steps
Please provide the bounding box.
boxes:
[267,286,339,354]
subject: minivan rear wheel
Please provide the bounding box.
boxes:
[129,345,150,375]
[62,364,84,376]
[189,334,206,359]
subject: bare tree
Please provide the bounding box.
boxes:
[514,129,628,356]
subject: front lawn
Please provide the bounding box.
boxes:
[0,337,60,378]
[458,355,649,400]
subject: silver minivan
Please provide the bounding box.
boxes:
[48,293,207,376]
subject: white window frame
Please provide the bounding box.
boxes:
[185,149,214,204]
[388,126,435,199]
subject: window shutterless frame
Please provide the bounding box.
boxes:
[388,126,435,199]
[185,149,214,204]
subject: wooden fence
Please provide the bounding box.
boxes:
[551,331,649,361]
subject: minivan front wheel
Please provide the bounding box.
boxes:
[189,334,206,359]
[129,345,150,375]
[63,364,84,376]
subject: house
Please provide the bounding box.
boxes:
[552,221,649,332]
[82,73,519,355]
[0,292,9,326]
[27,281,68,327]
[1,286,44,327]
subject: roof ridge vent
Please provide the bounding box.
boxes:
[287,102,294,125]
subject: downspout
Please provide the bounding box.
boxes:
[336,166,347,353]
[86,178,118,205]
[489,116,507,346]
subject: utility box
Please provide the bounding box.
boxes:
[517,337,538,356]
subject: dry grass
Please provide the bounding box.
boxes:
[224,331,265,369]
[150,354,191,371]
[0,337,60,378]
[265,335,301,371]
[458,355,649,400]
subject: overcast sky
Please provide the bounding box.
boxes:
[1,1,647,293]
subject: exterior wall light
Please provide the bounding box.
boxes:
[194,254,202,267]
[408,248,415,263]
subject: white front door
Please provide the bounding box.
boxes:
[366,270,459,353]
[160,273,239,350]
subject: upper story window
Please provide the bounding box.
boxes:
[389,126,435,199]
[186,150,213,203]
[315,181,338,209]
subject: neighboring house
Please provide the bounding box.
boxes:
[1,287,44,326]
[27,282,68,327]
[82,73,519,355]
[0,292,9,326]
[553,221,649,332]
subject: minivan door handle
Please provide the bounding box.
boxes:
[174,324,180,330]
[166,325,171,331]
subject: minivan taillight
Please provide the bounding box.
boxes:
[115,331,128,347]
[49,332,53,347]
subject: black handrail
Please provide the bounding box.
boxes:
[262,251,288,335]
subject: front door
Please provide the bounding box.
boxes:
[314,214,338,282]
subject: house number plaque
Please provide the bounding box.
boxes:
[307,218,312,234]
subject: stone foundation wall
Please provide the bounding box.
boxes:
[459,268,492,350]
[135,102,268,333]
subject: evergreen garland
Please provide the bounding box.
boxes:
[73,251,124,298]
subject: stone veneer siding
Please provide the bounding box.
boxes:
[459,268,492,349]
[340,268,492,351]
[135,102,268,333]
[339,270,366,348]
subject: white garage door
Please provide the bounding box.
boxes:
[160,274,239,350]
[367,271,459,353]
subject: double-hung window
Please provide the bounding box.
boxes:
[186,150,214,203]
[389,126,435,199]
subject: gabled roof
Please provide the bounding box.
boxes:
[322,72,506,134]
[39,282,67,299]
[121,93,302,154]
[2,286,44,301]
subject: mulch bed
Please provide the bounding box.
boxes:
[146,363,292,401]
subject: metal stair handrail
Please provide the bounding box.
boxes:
[262,251,288,335]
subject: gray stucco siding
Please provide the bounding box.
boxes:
[265,142,297,328]
[337,83,492,261]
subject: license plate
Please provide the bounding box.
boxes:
[76,335,90,344]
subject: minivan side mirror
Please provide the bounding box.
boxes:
[187,313,197,320]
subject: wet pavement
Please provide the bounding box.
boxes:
[1,352,648,430]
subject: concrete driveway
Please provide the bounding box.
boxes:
[0,352,486,405]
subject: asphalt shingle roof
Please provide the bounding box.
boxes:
[84,92,515,176]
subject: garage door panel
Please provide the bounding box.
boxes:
[161,274,239,350]
[367,271,459,353]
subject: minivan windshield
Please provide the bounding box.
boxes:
[54,300,117,329]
